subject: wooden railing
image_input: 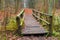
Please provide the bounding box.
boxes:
[16,9,53,36]
[16,9,24,35]
[32,9,53,36]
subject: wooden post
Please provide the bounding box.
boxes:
[48,0,53,36]
[36,12,38,20]
[15,9,24,36]
[40,14,42,23]
[16,17,22,35]
[38,12,40,21]
[48,16,52,36]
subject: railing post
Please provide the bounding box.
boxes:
[48,16,53,36]
[40,13,42,23]
[15,9,24,36]
[35,12,38,20]
[16,17,22,35]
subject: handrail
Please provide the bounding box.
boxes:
[32,9,52,16]
[32,9,53,36]
[32,14,50,24]
[17,9,24,18]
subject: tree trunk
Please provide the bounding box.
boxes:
[15,0,19,14]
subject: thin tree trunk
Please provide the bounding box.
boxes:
[15,0,19,14]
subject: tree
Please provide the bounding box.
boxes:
[15,0,20,14]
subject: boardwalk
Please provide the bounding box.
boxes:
[0,8,58,40]
[22,8,47,34]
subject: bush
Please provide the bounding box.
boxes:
[53,15,60,36]
[6,18,17,30]
[53,15,60,32]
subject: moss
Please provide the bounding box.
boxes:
[6,18,17,30]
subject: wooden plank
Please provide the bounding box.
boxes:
[22,26,47,34]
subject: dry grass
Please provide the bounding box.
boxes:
[55,9,60,16]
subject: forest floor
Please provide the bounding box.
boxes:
[0,31,58,40]
[55,9,60,16]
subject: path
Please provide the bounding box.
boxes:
[21,8,47,34]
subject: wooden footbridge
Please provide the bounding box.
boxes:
[16,8,52,36]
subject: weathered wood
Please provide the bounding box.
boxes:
[16,9,24,35]
[32,9,52,16]
[48,0,53,36]
[17,9,24,18]
[48,16,53,36]
[32,8,53,36]
[22,26,47,34]
[21,9,47,34]
[32,13,50,24]
[16,17,22,35]
[16,8,47,35]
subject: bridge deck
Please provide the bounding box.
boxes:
[22,8,47,34]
